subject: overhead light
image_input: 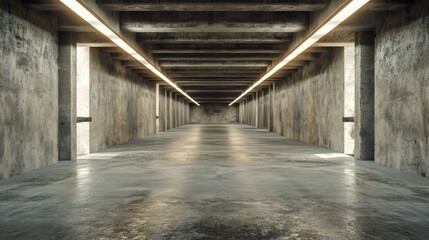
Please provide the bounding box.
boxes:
[229,0,370,106]
[60,0,200,106]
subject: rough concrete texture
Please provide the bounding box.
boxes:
[1,124,429,239]
[0,1,58,179]
[240,87,274,131]
[354,32,375,160]
[158,88,189,131]
[273,48,345,152]
[375,2,429,178]
[89,48,156,153]
[190,104,238,124]
[58,32,77,161]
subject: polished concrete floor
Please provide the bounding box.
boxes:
[1,124,429,239]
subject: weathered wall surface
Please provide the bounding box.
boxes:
[89,48,156,152]
[374,2,429,178]
[272,48,345,152]
[158,88,190,131]
[0,1,58,179]
[190,104,238,124]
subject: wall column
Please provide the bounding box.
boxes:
[58,32,76,161]
[355,32,375,160]
[156,84,160,133]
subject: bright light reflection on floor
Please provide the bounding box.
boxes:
[314,153,353,159]
[77,153,122,160]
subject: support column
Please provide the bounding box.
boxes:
[355,32,375,160]
[269,84,274,132]
[169,91,173,129]
[58,32,77,161]
[164,88,168,131]
[156,84,160,133]
[255,92,258,127]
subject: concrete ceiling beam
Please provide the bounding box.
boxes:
[74,32,115,47]
[159,61,270,68]
[335,11,375,32]
[170,73,261,78]
[367,0,414,11]
[24,0,415,12]
[193,101,236,104]
[154,56,277,61]
[121,12,308,33]
[58,11,96,32]
[166,69,264,72]
[150,49,284,54]
[98,0,329,12]
[185,90,244,93]
[137,32,293,44]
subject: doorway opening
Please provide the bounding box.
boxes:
[76,46,90,155]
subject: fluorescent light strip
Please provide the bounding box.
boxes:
[229,0,370,106]
[60,0,200,106]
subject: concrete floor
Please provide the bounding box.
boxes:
[1,124,429,239]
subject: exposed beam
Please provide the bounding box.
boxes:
[186,97,236,100]
[367,0,414,11]
[170,73,261,78]
[195,101,237,104]
[98,0,329,12]
[154,56,277,61]
[58,11,95,32]
[121,12,308,33]
[150,49,284,54]
[25,0,415,12]
[74,32,115,47]
[165,67,265,72]
[160,61,270,68]
[137,32,293,44]
[335,11,375,32]
[177,81,252,86]
[186,89,243,93]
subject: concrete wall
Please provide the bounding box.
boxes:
[272,48,345,152]
[190,104,238,124]
[158,88,190,131]
[0,1,58,179]
[374,2,429,178]
[89,48,156,152]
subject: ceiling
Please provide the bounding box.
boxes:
[26,0,412,105]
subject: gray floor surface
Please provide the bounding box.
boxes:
[1,124,429,239]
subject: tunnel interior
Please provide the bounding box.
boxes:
[0,0,428,239]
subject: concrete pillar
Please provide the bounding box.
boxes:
[355,32,375,160]
[272,82,276,132]
[164,88,168,131]
[169,91,173,129]
[269,84,274,132]
[175,94,178,128]
[255,92,258,127]
[58,32,77,161]
[156,83,160,133]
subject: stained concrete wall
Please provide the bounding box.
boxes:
[0,1,58,179]
[89,48,156,152]
[190,104,238,124]
[374,2,429,178]
[158,88,190,131]
[273,48,344,152]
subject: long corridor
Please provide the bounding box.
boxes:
[1,124,429,239]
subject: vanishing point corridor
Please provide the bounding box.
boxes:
[1,124,428,239]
